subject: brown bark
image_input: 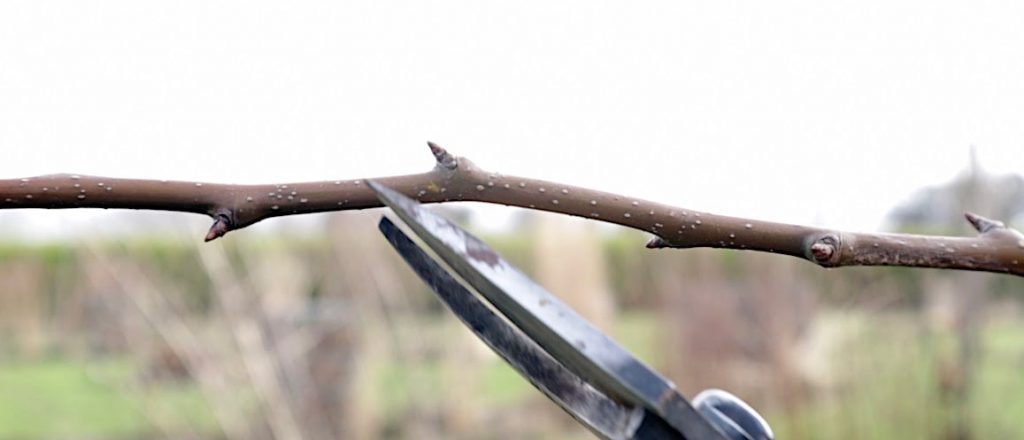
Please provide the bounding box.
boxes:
[2,143,1023,276]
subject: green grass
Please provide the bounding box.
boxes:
[0,359,144,439]
[0,358,214,440]
[3,312,1024,439]
[767,313,1024,439]
[973,319,1024,439]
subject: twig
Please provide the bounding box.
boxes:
[89,249,250,440]
[196,243,305,440]
[3,143,1023,276]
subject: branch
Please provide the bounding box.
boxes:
[2,143,1023,276]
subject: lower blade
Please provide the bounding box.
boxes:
[378,217,642,439]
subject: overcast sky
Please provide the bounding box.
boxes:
[2,1,1022,239]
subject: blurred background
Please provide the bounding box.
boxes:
[3,0,1024,438]
[0,158,1022,439]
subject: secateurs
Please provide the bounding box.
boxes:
[370,181,772,440]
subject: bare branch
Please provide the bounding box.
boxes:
[2,143,1023,276]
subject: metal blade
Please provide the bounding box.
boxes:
[369,181,724,440]
[379,216,645,439]
[379,217,701,439]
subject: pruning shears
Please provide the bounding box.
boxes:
[369,181,773,440]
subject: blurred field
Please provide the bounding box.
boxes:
[1,205,1023,439]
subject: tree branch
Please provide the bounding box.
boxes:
[2,143,1023,276]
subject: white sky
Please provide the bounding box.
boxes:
[2,1,1023,239]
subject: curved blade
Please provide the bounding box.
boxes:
[369,181,724,440]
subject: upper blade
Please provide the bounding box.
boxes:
[368,181,724,439]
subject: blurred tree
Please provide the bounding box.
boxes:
[887,148,1021,440]
[888,149,1024,232]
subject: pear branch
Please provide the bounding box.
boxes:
[2,143,1022,276]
